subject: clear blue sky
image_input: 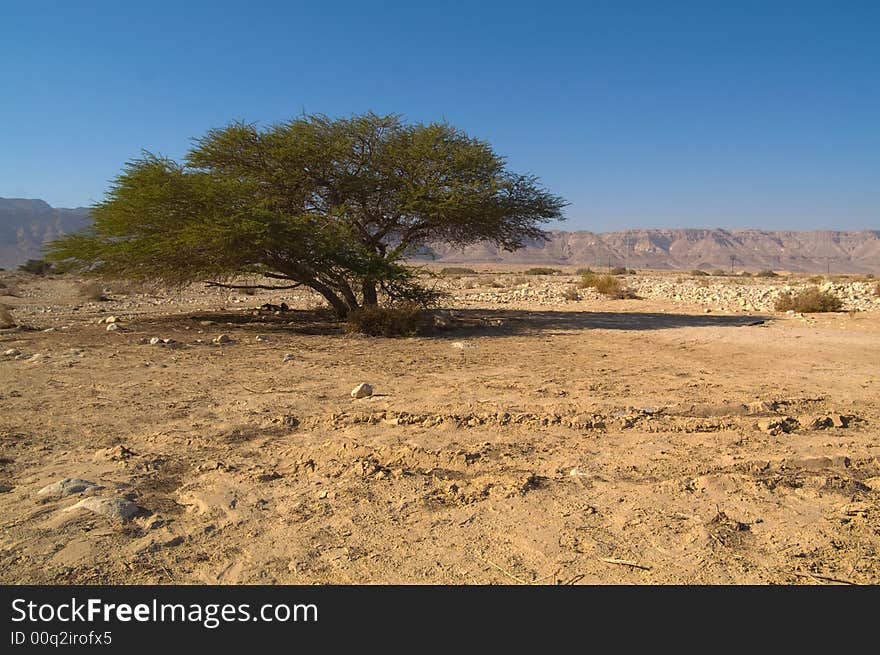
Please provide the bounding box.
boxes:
[2,0,878,231]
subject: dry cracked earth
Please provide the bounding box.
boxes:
[1,271,879,585]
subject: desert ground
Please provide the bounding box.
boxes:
[1,268,879,584]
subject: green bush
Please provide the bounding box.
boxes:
[439,267,476,276]
[578,272,635,298]
[18,259,53,275]
[344,303,431,336]
[524,267,560,275]
[775,287,842,313]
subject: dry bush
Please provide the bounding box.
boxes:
[0,279,20,297]
[439,267,476,276]
[807,275,824,284]
[579,272,636,299]
[79,282,109,301]
[575,268,594,276]
[0,304,15,328]
[561,286,580,301]
[775,287,842,313]
[711,269,728,277]
[690,269,709,276]
[755,270,778,278]
[873,282,880,297]
[509,276,528,285]
[458,277,479,289]
[609,266,635,275]
[524,267,560,275]
[489,278,505,288]
[344,303,431,336]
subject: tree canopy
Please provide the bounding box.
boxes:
[48,113,566,317]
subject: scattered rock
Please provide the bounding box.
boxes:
[149,337,162,345]
[64,497,140,521]
[799,415,833,430]
[4,348,21,357]
[431,310,456,329]
[106,323,121,332]
[830,414,849,428]
[93,445,136,462]
[255,335,269,342]
[757,416,799,435]
[282,353,295,362]
[746,400,778,414]
[37,478,103,498]
[351,383,373,399]
[451,341,478,349]
[104,316,118,324]
[213,334,231,344]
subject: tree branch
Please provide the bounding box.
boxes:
[205,281,304,290]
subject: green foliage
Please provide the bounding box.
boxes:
[18,259,53,275]
[47,113,566,319]
[524,267,560,275]
[344,303,431,336]
[578,272,635,298]
[775,287,842,313]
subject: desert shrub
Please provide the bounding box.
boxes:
[344,303,431,337]
[690,269,709,276]
[489,278,505,288]
[561,286,580,301]
[524,267,560,275]
[579,272,635,298]
[0,279,19,296]
[873,282,880,297]
[807,275,824,284]
[510,276,528,285]
[711,269,728,276]
[458,277,479,289]
[440,267,476,276]
[0,304,15,328]
[755,270,778,278]
[608,266,628,275]
[775,287,842,313]
[18,259,53,275]
[575,268,594,276]
[79,282,109,301]
[739,271,752,277]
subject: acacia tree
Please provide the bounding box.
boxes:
[48,113,566,318]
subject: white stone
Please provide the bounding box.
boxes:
[106,323,121,332]
[149,337,162,345]
[255,335,269,342]
[351,383,373,399]
[213,334,231,344]
[64,497,139,520]
[37,478,102,497]
[4,348,20,357]
[282,353,295,362]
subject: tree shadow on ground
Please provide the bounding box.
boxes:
[443,308,771,338]
[143,307,770,338]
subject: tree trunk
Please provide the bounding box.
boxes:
[304,280,350,319]
[362,280,378,306]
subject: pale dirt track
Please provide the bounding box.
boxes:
[1,273,879,584]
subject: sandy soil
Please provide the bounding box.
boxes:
[1,272,878,585]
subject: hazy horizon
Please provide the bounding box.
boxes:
[2,1,878,232]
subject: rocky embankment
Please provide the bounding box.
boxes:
[445,275,880,313]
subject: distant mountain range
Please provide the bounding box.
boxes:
[0,198,91,270]
[1,197,877,273]
[422,228,880,273]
